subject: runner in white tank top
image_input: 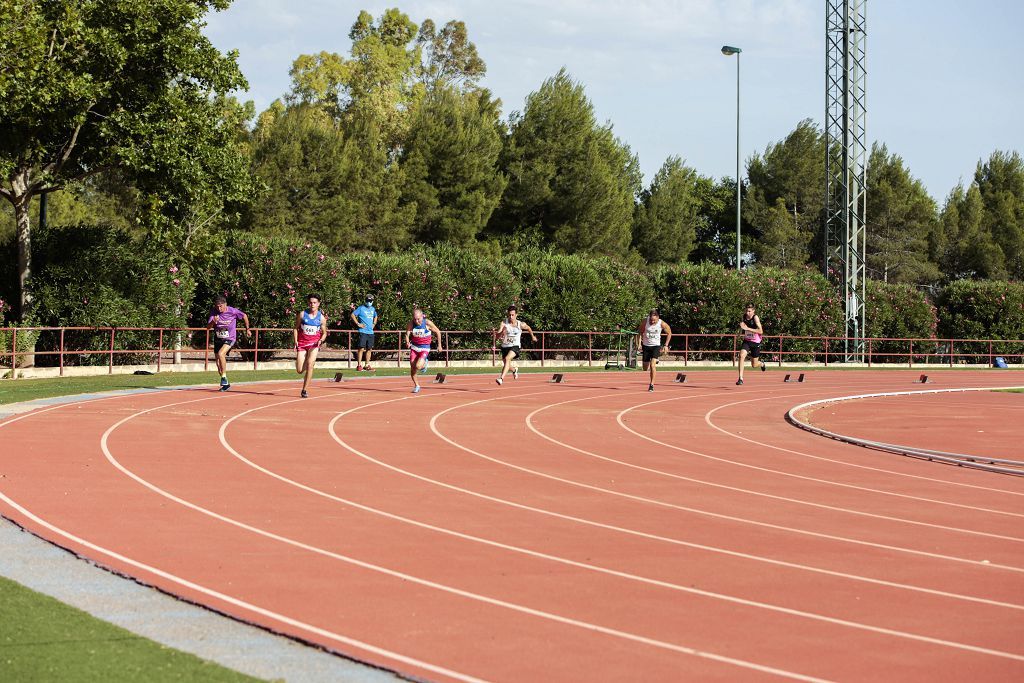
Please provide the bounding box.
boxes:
[637,309,672,392]
[494,305,537,386]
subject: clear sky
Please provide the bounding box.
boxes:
[204,0,1023,203]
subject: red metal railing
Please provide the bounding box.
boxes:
[1,326,1022,377]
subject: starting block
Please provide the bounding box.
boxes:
[916,374,931,384]
[550,373,566,383]
[433,373,447,384]
[674,373,687,383]
[333,372,344,382]
[784,373,805,383]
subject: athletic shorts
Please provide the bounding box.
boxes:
[410,345,430,365]
[641,345,661,363]
[297,336,321,352]
[501,346,521,359]
[741,339,761,357]
[357,333,375,350]
[214,338,234,354]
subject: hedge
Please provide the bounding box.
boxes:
[865,281,938,362]
[936,280,1024,361]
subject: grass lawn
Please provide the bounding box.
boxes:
[0,576,264,682]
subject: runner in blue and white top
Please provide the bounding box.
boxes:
[294,294,328,398]
[637,309,671,392]
[406,308,443,394]
[494,305,537,386]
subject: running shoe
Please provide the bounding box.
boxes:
[220,383,230,392]
[419,358,429,374]
[412,385,421,394]
[356,365,363,371]
[761,361,767,372]
[512,367,519,380]
[219,376,228,387]
[648,384,654,392]
[365,365,374,372]
[735,378,744,386]
[301,390,309,398]
[495,377,503,386]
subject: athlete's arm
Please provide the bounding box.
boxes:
[242,312,252,337]
[372,313,378,329]
[351,310,363,329]
[318,314,329,347]
[520,321,538,343]
[492,321,503,341]
[752,316,764,335]
[293,312,303,349]
[661,321,672,351]
[427,320,443,352]
[206,314,216,330]
[406,323,413,348]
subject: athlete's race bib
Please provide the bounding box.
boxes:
[216,329,231,339]
[302,324,319,335]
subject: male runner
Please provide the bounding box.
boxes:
[494,305,537,386]
[736,302,767,386]
[206,296,251,391]
[638,309,671,392]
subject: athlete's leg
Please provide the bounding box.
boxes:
[296,349,307,375]
[302,347,319,393]
[649,356,657,385]
[215,344,230,376]
[499,350,515,381]
[738,348,748,380]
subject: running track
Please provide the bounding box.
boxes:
[1,370,1022,682]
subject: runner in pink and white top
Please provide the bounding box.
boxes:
[406,308,442,394]
[737,302,766,385]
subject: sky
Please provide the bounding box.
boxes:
[203,0,1024,203]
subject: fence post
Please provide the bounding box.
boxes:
[867,338,872,368]
[778,336,783,368]
[989,340,993,367]
[541,332,545,368]
[157,329,163,373]
[588,332,593,367]
[684,334,689,367]
[204,329,210,371]
[824,338,829,367]
[11,328,18,375]
[445,331,450,368]
[253,329,260,371]
[59,328,66,376]
[908,340,913,368]
[949,339,954,367]
[108,328,115,374]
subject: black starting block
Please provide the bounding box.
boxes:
[784,373,805,383]
[916,374,931,384]
[674,373,687,383]
[333,372,344,382]
[433,373,447,384]
[550,373,566,383]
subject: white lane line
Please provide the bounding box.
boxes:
[420,390,1024,569]
[610,397,1024,529]
[92,392,833,683]
[217,392,1024,657]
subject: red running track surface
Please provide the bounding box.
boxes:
[1,370,1023,682]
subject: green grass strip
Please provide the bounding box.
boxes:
[0,575,264,682]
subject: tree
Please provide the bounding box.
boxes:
[247,102,414,251]
[690,177,738,266]
[416,19,486,92]
[864,143,941,284]
[936,184,1007,280]
[632,156,710,264]
[744,119,825,268]
[400,88,506,244]
[0,0,250,323]
[749,198,811,268]
[492,69,641,255]
[975,150,1024,279]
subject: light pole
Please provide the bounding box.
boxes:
[721,45,742,270]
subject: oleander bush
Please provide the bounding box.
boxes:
[936,280,1024,362]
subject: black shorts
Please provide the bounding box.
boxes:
[642,345,661,363]
[357,333,375,350]
[501,346,520,359]
[741,339,761,357]
[214,337,234,354]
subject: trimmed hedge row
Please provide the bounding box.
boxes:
[7,229,1024,365]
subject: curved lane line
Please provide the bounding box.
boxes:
[96,392,832,682]
[329,388,1024,572]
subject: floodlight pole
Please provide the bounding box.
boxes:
[722,45,743,270]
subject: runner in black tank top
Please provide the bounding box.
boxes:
[736,303,766,386]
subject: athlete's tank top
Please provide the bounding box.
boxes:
[410,319,432,348]
[300,310,322,337]
[742,314,762,343]
[643,319,662,347]
[500,319,523,347]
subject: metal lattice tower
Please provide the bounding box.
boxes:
[824,0,867,360]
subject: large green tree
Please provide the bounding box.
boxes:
[632,156,711,264]
[0,0,251,322]
[744,119,825,268]
[975,150,1024,279]
[864,143,941,284]
[492,69,641,255]
[247,102,414,250]
[400,88,506,244]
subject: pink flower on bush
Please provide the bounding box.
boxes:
[318,254,325,261]
[289,296,296,303]
[172,279,181,286]
[168,266,179,274]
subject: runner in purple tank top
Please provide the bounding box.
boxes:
[736,302,766,386]
[207,296,251,391]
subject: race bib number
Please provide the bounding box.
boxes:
[302,324,319,335]
[215,329,231,339]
